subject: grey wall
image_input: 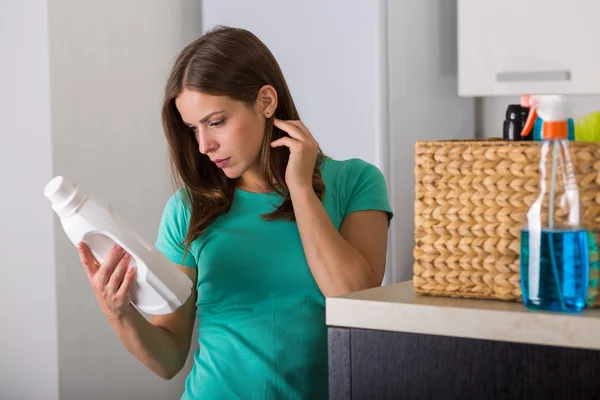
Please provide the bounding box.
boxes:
[387,0,475,282]
[0,0,59,399]
[477,96,600,138]
[48,1,202,399]
[202,0,386,166]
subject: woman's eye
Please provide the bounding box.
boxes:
[209,119,225,127]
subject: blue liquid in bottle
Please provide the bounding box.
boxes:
[520,229,589,312]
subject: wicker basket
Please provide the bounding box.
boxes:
[413,138,600,307]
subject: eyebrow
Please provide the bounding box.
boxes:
[182,110,226,127]
[199,110,225,124]
[182,110,226,128]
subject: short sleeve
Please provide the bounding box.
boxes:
[341,159,393,222]
[155,190,197,267]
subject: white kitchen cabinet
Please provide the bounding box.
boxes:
[458,0,600,96]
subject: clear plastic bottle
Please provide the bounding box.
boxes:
[44,176,193,315]
[519,95,589,312]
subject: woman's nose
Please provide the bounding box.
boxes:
[197,131,218,155]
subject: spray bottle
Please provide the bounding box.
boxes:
[519,94,589,312]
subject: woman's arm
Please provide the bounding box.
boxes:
[78,244,197,380]
[113,264,197,380]
[290,188,389,297]
[271,119,390,297]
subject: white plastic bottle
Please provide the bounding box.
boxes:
[44,176,193,315]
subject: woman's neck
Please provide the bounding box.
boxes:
[237,167,271,193]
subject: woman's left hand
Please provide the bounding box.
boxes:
[271,119,319,193]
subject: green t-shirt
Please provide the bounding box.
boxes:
[155,157,393,400]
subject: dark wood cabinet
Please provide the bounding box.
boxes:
[328,327,600,400]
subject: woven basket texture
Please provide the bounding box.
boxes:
[413,139,600,306]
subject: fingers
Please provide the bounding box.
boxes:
[77,242,136,319]
[95,244,126,285]
[78,242,98,279]
[116,266,137,298]
[286,120,313,138]
[271,134,318,155]
[270,136,297,149]
[273,119,307,141]
[106,251,132,293]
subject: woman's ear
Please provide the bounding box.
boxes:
[256,85,278,118]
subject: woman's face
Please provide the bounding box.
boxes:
[175,88,272,182]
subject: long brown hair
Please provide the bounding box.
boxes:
[161,25,325,256]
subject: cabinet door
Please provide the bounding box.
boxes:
[458,0,600,96]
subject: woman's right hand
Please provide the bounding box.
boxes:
[77,242,137,321]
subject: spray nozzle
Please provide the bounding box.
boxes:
[519,94,570,140]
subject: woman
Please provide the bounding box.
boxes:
[77,25,392,399]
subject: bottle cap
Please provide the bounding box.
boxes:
[503,104,532,141]
[44,176,76,205]
[44,176,85,216]
[505,104,529,121]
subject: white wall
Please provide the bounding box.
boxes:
[2,1,202,399]
[48,2,202,399]
[0,1,59,399]
[477,96,600,138]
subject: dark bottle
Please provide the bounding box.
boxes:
[503,104,532,141]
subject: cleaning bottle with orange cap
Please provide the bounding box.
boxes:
[519,94,589,312]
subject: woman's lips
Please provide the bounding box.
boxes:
[214,158,230,168]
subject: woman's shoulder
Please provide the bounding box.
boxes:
[320,155,392,220]
[160,186,192,220]
[319,155,383,184]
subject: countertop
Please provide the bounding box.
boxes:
[326,280,600,351]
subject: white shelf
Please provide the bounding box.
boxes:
[326,280,600,351]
